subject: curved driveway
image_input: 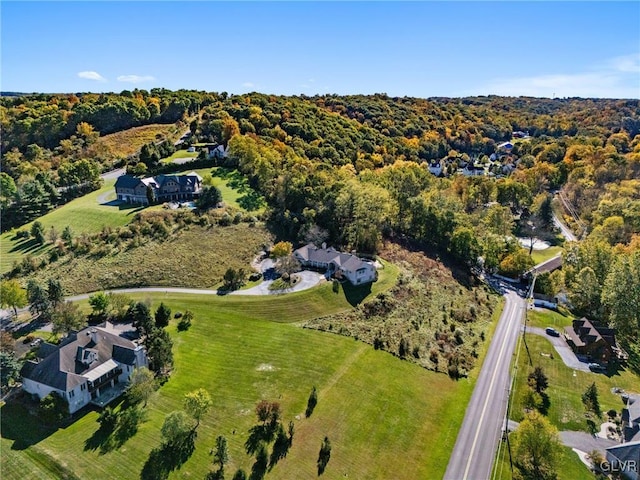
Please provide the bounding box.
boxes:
[524,325,591,372]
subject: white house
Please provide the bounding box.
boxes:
[21,323,148,413]
[428,161,443,177]
[293,244,377,285]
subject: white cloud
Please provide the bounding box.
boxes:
[469,53,640,99]
[117,75,156,83]
[77,71,106,82]
[608,53,640,73]
[242,82,254,88]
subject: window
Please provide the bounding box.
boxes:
[69,390,75,398]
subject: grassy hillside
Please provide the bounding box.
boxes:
[21,223,272,295]
[96,123,180,159]
[0,180,147,273]
[1,282,489,480]
[1,168,264,276]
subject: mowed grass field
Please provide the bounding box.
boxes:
[511,311,640,432]
[1,280,485,480]
[0,180,147,273]
[529,245,563,265]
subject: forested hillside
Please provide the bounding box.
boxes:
[2,91,639,356]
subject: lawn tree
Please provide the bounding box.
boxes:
[586,449,605,472]
[0,351,20,390]
[47,278,64,308]
[107,292,132,319]
[126,367,156,407]
[154,302,171,329]
[145,328,173,374]
[52,301,87,336]
[127,302,155,338]
[161,410,194,445]
[196,185,223,210]
[512,411,561,480]
[177,309,194,331]
[582,382,602,418]
[306,386,318,417]
[88,291,110,317]
[276,255,301,277]
[288,420,295,446]
[0,279,28,318]
[184,388,212,429]
[317,436,332,475]
[27,279,51,319]
[146,185,156,205]
[31,221,46,245]
[61,225,73,244]
[271,241,293,258]
[47,226,59,244]
[223,268,246,291]
[39,391,69,425]
[527,367,549,394]
[212,435,229,472]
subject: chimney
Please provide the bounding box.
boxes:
[90,328,98,344]
[322,242,327,250]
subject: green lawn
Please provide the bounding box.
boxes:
[1,281,489,480]
[510,333,640,432]
[529,246,563,265]
[526,309,574,330]
[159,149,198,164]
[0,180,149,273]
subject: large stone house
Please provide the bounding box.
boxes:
[564,318,627,364]
[293,244,377,285]
[21,323,148,413]
[114,172,203,205]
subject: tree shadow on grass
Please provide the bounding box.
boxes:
[84,404,144,455]
[245,424,275,455]
[0,401,58,450]
[8,238,48,255]
[340,281,372,307]
[140,431,196,480]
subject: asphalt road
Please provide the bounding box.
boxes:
[444,291,525,480]
[553,213,577,242]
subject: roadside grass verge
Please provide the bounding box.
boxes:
[529,246,563,265]
[2,277,477,479]
[510,334,640,432]
[526,309,574,330]
[493,442,593,480]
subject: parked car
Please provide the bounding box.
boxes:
[545,327,560,337]
[30,338,42,347]
[588,363,606,373]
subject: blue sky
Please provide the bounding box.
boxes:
[2,1,639,98]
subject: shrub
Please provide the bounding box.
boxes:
[39,391,69,424]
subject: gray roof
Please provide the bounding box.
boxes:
[294,244,372,272]
[606,440,640,464]
[114,175,144,189]
[21,326,139,391]
[156,173,201,189]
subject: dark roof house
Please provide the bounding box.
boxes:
[564,318,627,364]
[21,323,147,413]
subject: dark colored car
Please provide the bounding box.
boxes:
[545,327,560,337]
